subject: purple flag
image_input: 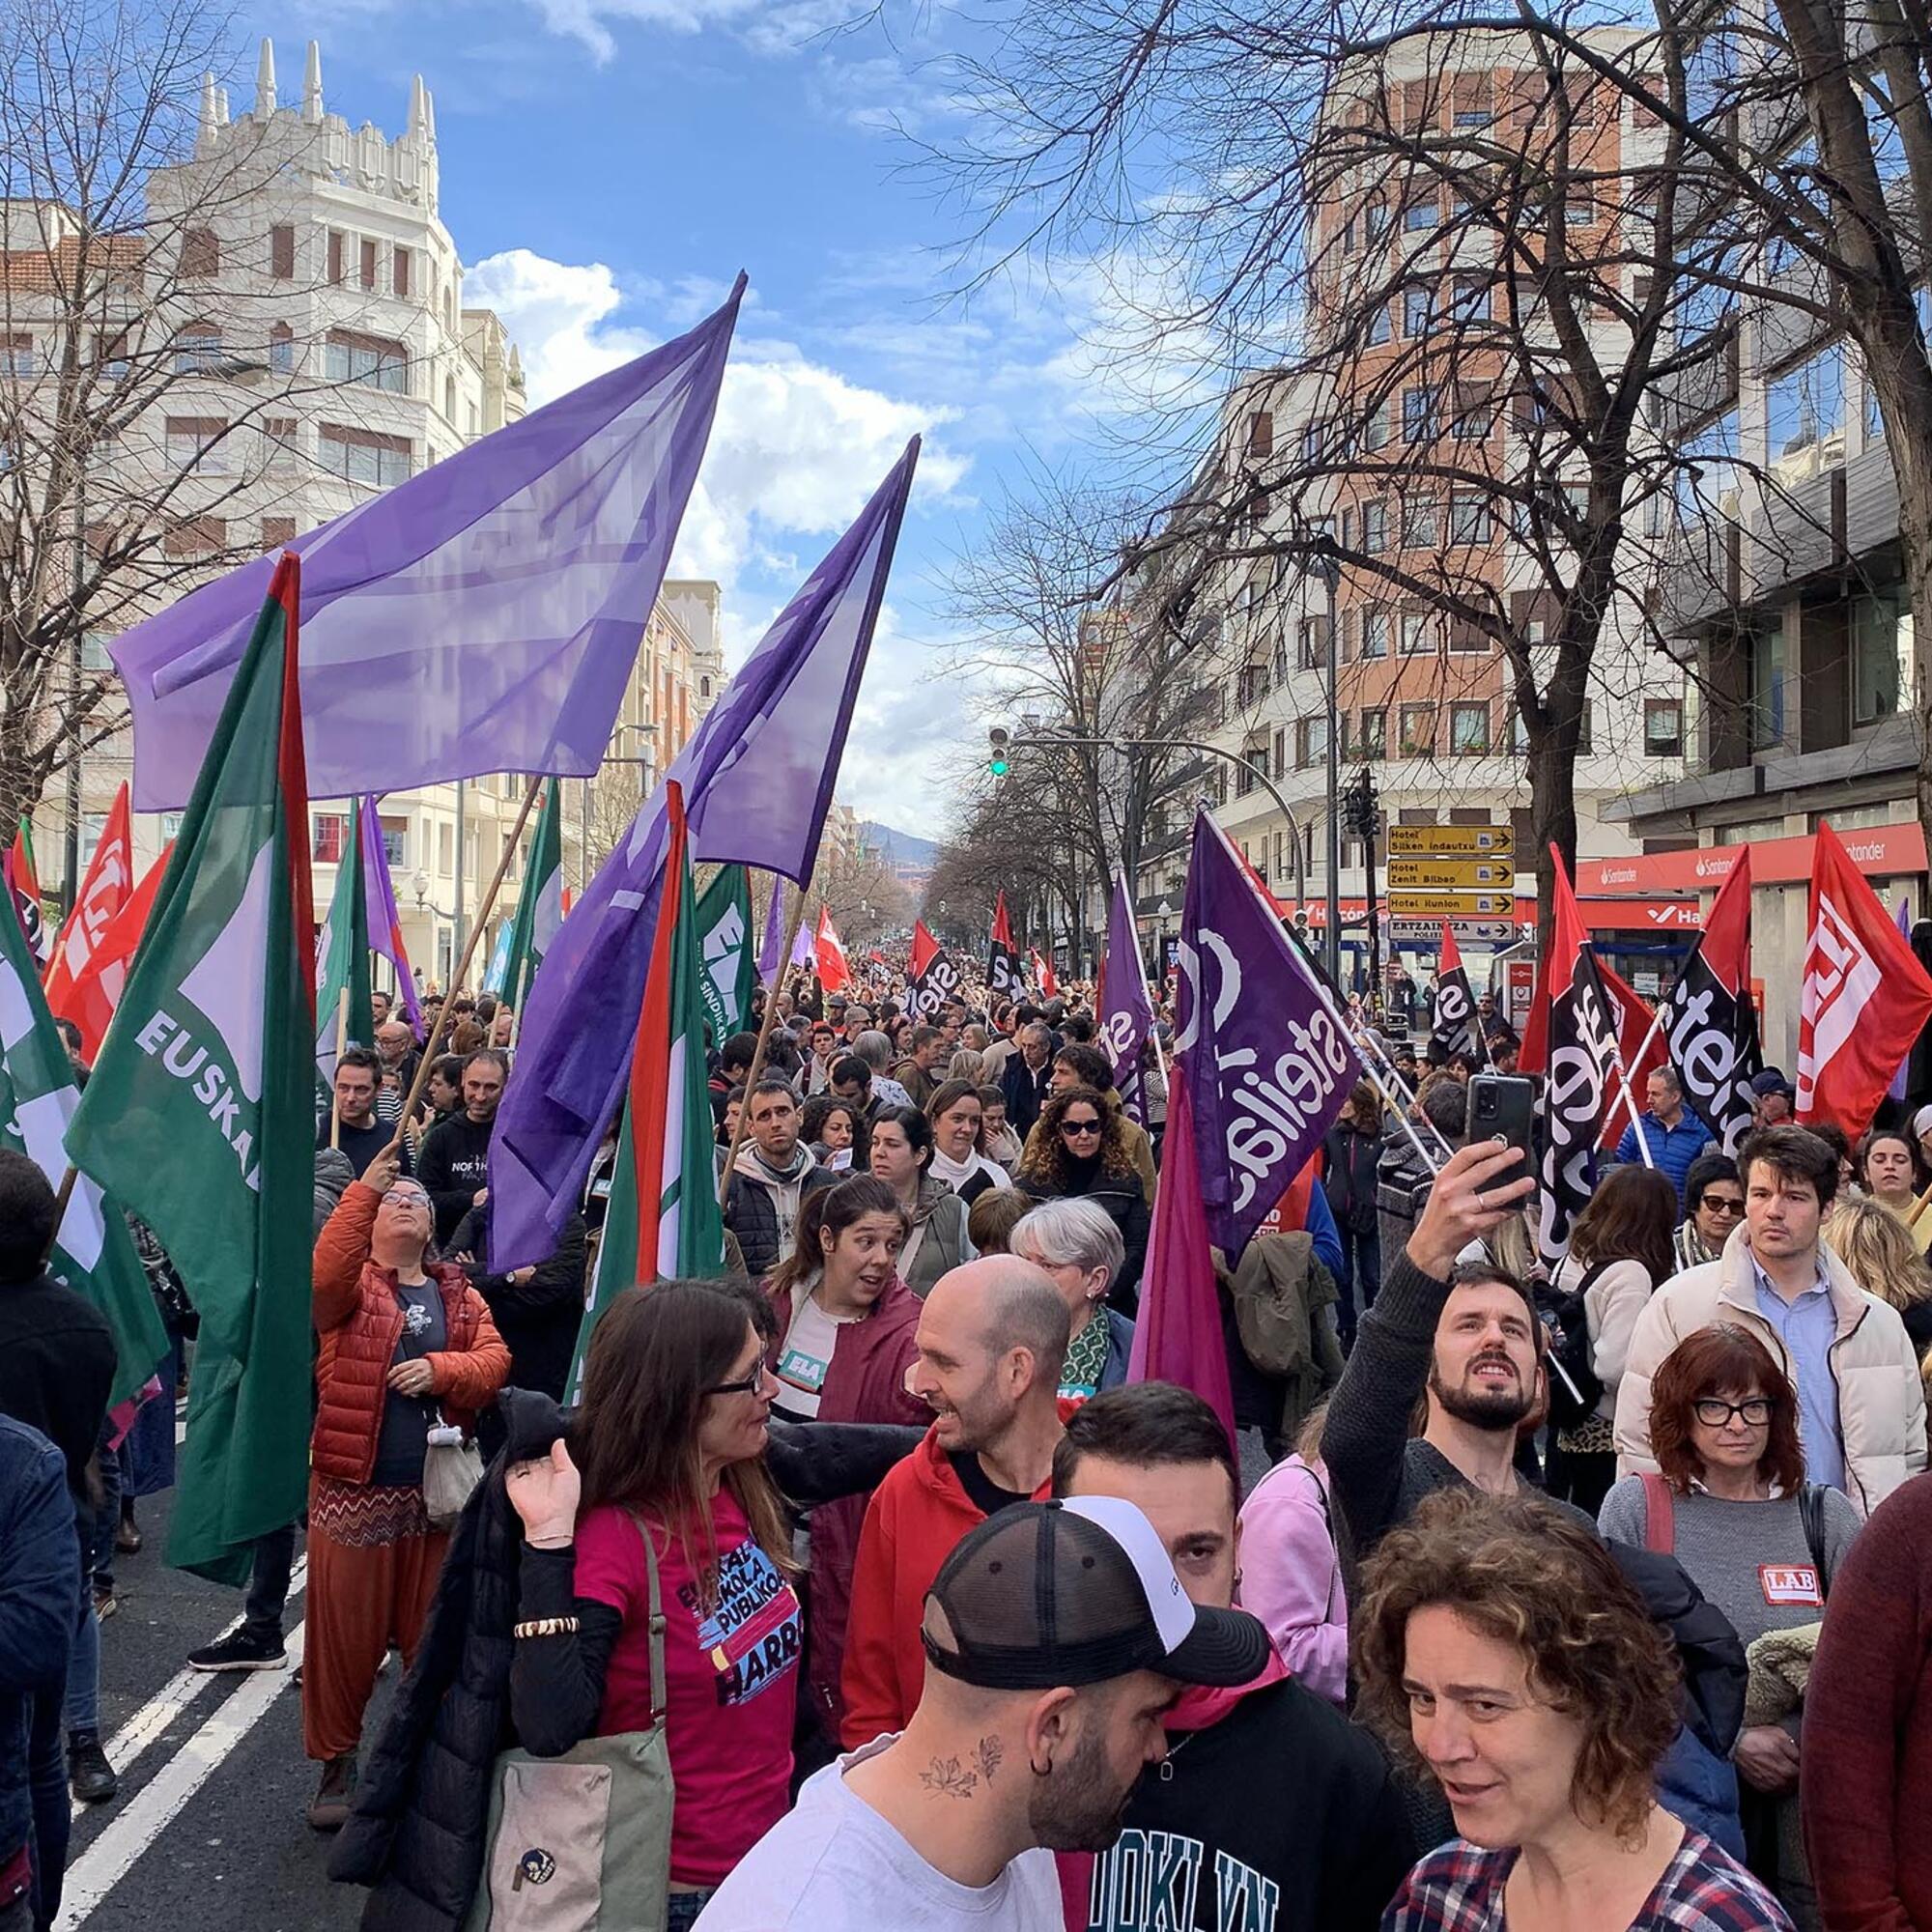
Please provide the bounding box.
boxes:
[1177,810,1361,1258]
[757,873,785,986]
[359,798,423,1038]
[489,440,921,1266]
[789,920,817,969]
[1099,869,1155,1125]
[113,281,745,810]
[1127,1076,1235,1442]
[1891,896,1914,1101]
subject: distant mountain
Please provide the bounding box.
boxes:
[861,822,940,866]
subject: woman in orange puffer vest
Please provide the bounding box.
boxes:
[303,1150,509,1832]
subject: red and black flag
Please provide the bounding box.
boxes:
[1429,924,1483,1064]
[1659,854,1762,1153]
[908,919,959,1020]
[987,891,1022,1002]
[1537,847,1626,1269]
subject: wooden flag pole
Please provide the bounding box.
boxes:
[386,776,547,1155]
[717,873,810,1212]
[328,984,350,1149]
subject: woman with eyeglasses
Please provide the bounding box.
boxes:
[1676,1151,1746,1272]
[1599,1323,1861,1922]
[1016,1086,1151,1310]
[866,1105,973,1296]
[503,1280,805,1930]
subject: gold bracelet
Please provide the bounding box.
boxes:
[512,1615,581,1639]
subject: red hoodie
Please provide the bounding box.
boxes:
[838,1417,1061,1748]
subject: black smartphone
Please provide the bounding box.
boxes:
[1467,1072,1535,1181]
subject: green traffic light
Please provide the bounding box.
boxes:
[990,757,1009,776]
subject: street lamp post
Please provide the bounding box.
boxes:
[1312,557,1343,985]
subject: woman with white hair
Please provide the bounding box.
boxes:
[1009,1196,1135,1402]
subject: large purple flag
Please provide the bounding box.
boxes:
[489,440,921,1266]
[113,281,745,810]
[789,921,817,969]
[1098,869,1155,1125]
[757,873,785,986]
[359,799,423,1038]
[1177,810,1361,1258]
[1126,1077,1235,1441]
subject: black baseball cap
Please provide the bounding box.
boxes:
[921,1497,1270,1692]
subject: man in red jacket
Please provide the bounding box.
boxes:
[839,1257,1071,1747]
[1803,1469,1932,1931]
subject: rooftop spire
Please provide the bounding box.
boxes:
[255,38,276,118]
[198,70,218,146]
[407,72,428,139]
[302,40,323,124]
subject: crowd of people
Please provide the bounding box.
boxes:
[6,955,1932,1932]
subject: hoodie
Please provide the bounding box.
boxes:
[724,1141,834,1277]
[1059,1659,1416,1932]
[839,1418,1058,1747]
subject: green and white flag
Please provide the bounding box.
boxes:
[0,890,166,1407]
[695,865,756,1042]
[569,786,723,1400]
[315,798,374,1088]
[500,777,563,1011]
[67,557,318,1584]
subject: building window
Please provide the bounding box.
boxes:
[1449,494,1492,544]
[1851,588,1908,724]
[1402,498,1437,548]
[1451,701,1491,754]
[393,245,412,298]
[172,327,222,374]
[180,227,219,277]
[327,230,345,284]
[0,334,33,381]
[1363,198,1391,245]
[1643,696,1685,756]
[381,816,408,866]
[1565,191,1595,225]
[1246,410,1274,459]
[94,332,129,380]
[1404,285,1431,337]
[1399,702,1437,755]
[165,415,228,473]
[437,820,454,876]
[359,238,379,289]
[269,322,296,374]
[270,225,296,278]
[1767,343,1845,458]
[1358,707,1387,760]
[1296,716,1330,769]
[163,516,226,557]
[1360,606,1390,658]
[320,424,413,487]
[1406,194,1437,232]
[1399,609,1435,656]
[1367,303,1391,347]
[325,330,410,393]
[261,516,297,550]
[1403,386,1436,443]
[1450,272,1489,323]
[1236,746,1267,796]
[1361,500,1387,554]
[1299,614,1331,669]
[80,632,113,671]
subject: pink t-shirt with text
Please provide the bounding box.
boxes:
[573,1494,804,1887]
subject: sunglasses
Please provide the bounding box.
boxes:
[1060,1118,1103,1138]
[1701,1196,1745,1216]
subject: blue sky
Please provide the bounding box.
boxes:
[237,0,1188,838]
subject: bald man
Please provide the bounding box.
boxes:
[839,1259,1073,1747]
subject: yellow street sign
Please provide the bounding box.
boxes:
[1385,857,1518,891]
[1386,890,1518,919]
[1386,826,1514,857]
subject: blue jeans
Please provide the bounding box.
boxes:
[666,1889,716,1932]
[60,1567,98,1739]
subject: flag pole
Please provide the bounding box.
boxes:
[386,775,548,1152]
[328,985,349,1150]
[1608,1034,1658,1168]
[717,872,809,1212]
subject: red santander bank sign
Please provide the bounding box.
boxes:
[1576,823,1927,897]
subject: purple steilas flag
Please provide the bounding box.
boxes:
[1099,868,1155,1124]
[489,439,922,1267]
[789,920,817,969]
[113,280,746,810]
[359,798,424,1038]
[757,873,786,986]
[1176,810,1362,1259]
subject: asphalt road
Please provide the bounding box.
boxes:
[60,1482,370,1932]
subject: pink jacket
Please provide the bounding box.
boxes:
[1235,1453,1349,1706]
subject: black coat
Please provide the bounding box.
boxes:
[330,1388,921,1932]
[0,1269,115,1500]
[1001,1054,1052,1141]
[450,1204,586,1404]
[1019,1168,1151,1313]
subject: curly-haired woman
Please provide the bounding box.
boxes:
[1016,1086,1151,1310]
[1359,1489,1791,1931]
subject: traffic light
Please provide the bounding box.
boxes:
[988,727,1010,778]
[1342,768,1380,839]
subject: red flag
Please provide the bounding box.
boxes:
[1657,853,1762,1153]
[909,919,941,982]
[56,844,171,1060]
[1031,948,1059,998]
[4,823,48,965]
[1594,960,1664,1151]
[45,781,132,1009]
[1798,822,1932,1130]
[1124,1075,1236,1440]
[815,905,850,992]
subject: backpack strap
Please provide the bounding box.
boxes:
[623,1511,670,1726]
[1639,1471,1675,1554]
[1797,1484,1831,1597]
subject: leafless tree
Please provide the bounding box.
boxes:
[817,838,916,948]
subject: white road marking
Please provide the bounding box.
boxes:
[55,1617,308,1929]
[75,1560,308,1822]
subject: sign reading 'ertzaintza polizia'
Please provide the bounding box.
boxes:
[1173,811,1362,1259]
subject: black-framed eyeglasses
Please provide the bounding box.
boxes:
[1693,1396,1772,1428]
[706,1366,770,1399]
[1701,1196,1745,1217]
[1060,1119,1103,1138]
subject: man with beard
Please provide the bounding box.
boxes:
[701,1497,1268,1932]
[1324,1140,1543,1563]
